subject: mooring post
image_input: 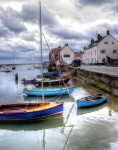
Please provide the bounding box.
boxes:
[15,73,18,83]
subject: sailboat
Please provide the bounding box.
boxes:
[12,54,16,70]
[23,86,74,96]
[0,2,63,122]
[23,10,74,97]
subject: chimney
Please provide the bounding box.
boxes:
[97,34,102,41]
[58,46,61,52]
[107,29,110,35]
[91,38,94,44]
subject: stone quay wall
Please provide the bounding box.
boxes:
[69,67,118,97]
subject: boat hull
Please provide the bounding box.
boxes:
[43,71,59,77]
[0,102,63,122]
[77,95,108,107]
[22,78,69,85]
[23,87,74,96]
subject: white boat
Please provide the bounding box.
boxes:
[0,66,12,72]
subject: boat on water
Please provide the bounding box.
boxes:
[76,94,108,108]
[43,71,59,77]
[35,77,70,86]
[0,66,12,72]
[12,66,16,70]
[12,54,16,70]
[0,102,63,122]
[21,76,70,85]
[23,87,74,96]
[21,76,36,84]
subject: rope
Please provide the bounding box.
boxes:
[42,33,73,99]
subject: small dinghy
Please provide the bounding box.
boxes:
[76,94,108,107]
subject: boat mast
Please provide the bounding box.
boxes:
[39,2,44,101]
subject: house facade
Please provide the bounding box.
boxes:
[83,30,118,64]
[49,43,82,63]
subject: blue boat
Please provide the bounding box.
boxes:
[76,94,108,107]
[23,87,74,96]
[21,78,36,84]
[43,71,59,77]
[0,102,63,122]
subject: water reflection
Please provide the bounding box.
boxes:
[77,102,107,116]
[0,65,118,150]
[0,115,63,131]
[24,94,73,102]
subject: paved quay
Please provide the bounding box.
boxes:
[80,65,118,76]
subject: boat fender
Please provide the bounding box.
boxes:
[27,86,33,91]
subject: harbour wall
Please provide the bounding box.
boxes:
[69,67,118,97]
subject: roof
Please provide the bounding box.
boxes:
[75,52,81,57]
[61,44,74,53]
[85,36,105,50]
[49,48,58,55]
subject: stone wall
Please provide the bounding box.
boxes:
[70,67,118,97]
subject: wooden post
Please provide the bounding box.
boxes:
[15,73,18,83]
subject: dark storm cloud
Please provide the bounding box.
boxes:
[12,44,35,53]
[78,0,115,6]
[0,7,26,33]
[20,4,57,27]
[0,26,13,38]
[112,5,118,13]
[49,27,89,41]
[21,33,35,41]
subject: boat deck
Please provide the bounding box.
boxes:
[0,102,62,114]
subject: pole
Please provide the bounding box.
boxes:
[39,2,44,102]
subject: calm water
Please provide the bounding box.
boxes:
[0,65,118,150]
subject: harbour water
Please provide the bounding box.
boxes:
[0,65,118,150]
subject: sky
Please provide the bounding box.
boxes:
[0,0,118,63]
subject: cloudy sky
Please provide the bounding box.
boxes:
[0,0,118,63]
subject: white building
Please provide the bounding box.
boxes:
[83,30,118,64]
[60,43,75,62]
[49,43,82,63]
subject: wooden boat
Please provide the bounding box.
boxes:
[23,87,74,96]
[43,71,59,77]
[35,77,70,86]
[21,77,36,84]
[12,66,16,70]
[0,102,63,122]
[21,77,70,85]
[12,54,16,70]
[76,94,108,107]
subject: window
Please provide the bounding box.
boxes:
[95,58,96,63]
[112,42,114,44]
[104,41,108,44]
[64,54,70,57]
[100,50,106,54]
[113,49,117,53]
[95,50,96,55]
